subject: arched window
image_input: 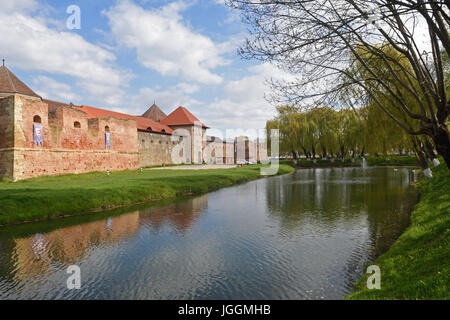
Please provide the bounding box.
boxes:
[105,126,110,132]
[147,127,152,132]
[161,129,166,133]
[33,115,41,123]
[74,121,81,129]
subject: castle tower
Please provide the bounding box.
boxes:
[0,63,45,180]
[0,63,41,100]
[142,103,167,122]
[161,106,209,164]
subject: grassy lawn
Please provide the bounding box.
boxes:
[280,155,418,168]
[347,164,450,299]
[366,155,419,167]
[0,164,294,225]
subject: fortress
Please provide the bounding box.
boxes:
[0,65,267,181]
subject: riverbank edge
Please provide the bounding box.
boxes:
[346,164,450,299]
[0,164,295,226]
[281,155,419,168]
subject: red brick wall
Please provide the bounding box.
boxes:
[3,95,140,180]
[13,149,139,180]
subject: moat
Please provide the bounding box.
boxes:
[0,167,418,299]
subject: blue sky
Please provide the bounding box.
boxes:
[0,0,290,132]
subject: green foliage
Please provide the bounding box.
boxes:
[347,164,450,299]
[0,164,295,225]
[267,105,410,158]
[280,155,418,168]
[366,156,419,167]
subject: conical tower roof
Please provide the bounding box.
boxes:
[142,103,167,122]
[0,64,41,99]
[161,106,208,128]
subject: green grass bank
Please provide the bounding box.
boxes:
[0,164,294,226]
[280,155,418,168]
[347,164,450,299]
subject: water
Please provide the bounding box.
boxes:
[0,168,418,300]
[362,157,368,169]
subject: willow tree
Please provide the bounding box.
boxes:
[226,0,450,168]
[267,105,317,158]
[307,107,338,158]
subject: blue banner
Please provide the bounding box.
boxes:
[33,124,43,146]
[105,132,111,148]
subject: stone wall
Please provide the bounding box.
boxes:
[0,95,140,180]
[0,150,13,179]
[13,149,139,180]
[0,96,15,179]
[257,140,269,163]
[203,141,224,164]
[169,124,206,164]
[138,131,182,167]
[223,142,235,164]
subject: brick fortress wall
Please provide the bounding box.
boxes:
[138,131,184,167]
[0,95,139,180]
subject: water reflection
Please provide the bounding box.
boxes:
[263,168,417,298]
[0,169,417,300]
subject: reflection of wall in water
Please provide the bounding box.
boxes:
[9,195,208,281]
[12,212,140,280]
[139,194,208,233]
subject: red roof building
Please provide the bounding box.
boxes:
[75,105,173,134]
[161,106,209,128]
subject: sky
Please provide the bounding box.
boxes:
[0,0,292,134]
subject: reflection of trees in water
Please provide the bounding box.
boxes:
[265,168,418,254]
[265,168,418,295]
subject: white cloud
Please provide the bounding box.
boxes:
[104,0,229,85]
[0,0,131,105]
[202,63,295,131]
[33,76,81,103]
[2,0,38,12]
[173,82,200,94]
[113,83,202,116]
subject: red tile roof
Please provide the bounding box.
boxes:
[75,105,173,134]
[161,106,208,128]
[0,65,41,98]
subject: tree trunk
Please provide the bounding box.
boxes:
[340,145,345,160]
[292,150,298,160]
[422,137,439,167]
[301,146,309,158]
[412,137,432,178]
[431,125,450,169]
